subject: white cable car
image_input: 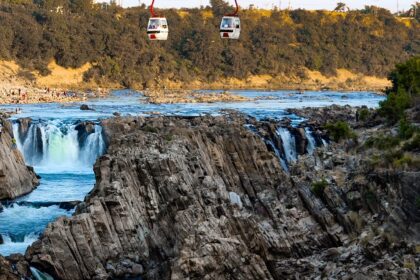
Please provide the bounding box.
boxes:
[147,0,168,41]
[220,0,240,40]
[220,16,240,40]
[147,17,169,41]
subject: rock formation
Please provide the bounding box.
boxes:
[3,109,418,279]
[0,117,39,200]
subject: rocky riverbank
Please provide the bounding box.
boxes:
[0,117,39,200]
[1,106,419,279]
[143,89,250,104]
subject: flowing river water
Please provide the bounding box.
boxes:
[0,90,385,256]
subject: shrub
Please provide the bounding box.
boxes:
[378,88,412,124]
[325,121,357,142]
[164,134,173,142]
[358,108,370,122]
[379,57,420,124]
[403,134,420,152]
[143,125,158,133]
[312,179,328,198]
[365,134,400,150]
[393,154,413,168]
[399,118,418,140]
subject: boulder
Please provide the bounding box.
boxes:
[80,104,93,111]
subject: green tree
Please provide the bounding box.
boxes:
[379,56,420,123]
[210,0,230,17]
[334,2,347,12]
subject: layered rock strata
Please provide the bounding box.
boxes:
[0,117,39,200]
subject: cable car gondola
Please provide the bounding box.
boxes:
[147,0,168,41]
[220,0,241,39]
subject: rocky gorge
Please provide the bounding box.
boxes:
[0,104,418,279]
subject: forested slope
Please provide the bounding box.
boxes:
[0,0,419,88]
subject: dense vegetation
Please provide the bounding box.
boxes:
[379,56,420,123]
[368,56,420,169]
[0,0,419,87]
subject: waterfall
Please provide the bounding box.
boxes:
[30,267,54,280]
[265,139,289,171]
[276,127,297,163]
[244,124,289,171]
[0,120,105,256]
[13,120,106,173]
[305,127,317,155]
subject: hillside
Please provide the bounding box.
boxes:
[0,1,418,90]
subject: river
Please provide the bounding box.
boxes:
[0,89,384,256]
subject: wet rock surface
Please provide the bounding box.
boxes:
[0,117,39,200]
[2,109,418,279]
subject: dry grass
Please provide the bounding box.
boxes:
[34,61,91,88]
[306,69,390,91]
[177,10,189,19]
[397,17,413,28]
[201,10,213,19]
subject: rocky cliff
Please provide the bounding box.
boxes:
[0,117,39,200]
[6,111,419,279]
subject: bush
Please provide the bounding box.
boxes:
[325,121,357,142]
[393,154,413,168]
[403,134,420,152]
[399,118,418,140]
[142,125,158,133]
[312,179,328,198]
[379,88,412,123]
[365,134,400,150]
[357,107,371,122]
[379,56,420,124]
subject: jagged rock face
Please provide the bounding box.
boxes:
[75,121,96,147]
[0,117,39,199]
[16,117,32,144]
[27,116,336,280]
[0,256,19,280]
[23,112,420,280]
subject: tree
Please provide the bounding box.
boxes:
[334,2,347,12]
[210,0,230,17]
[379,56,420,123]
[410,2,420,19]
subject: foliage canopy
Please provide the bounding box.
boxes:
[0,1,418,87]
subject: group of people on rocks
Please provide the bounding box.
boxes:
[0,86,80,104]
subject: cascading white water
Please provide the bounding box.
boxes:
[0,120,106,256]
[80,125,106,165]
[305,127,317,155]
[276,127,297,163]
[13,121,105,173]
[30,267,54,280]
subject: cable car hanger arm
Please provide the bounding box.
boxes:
[226,0,239,16]
[150,0,158,17]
